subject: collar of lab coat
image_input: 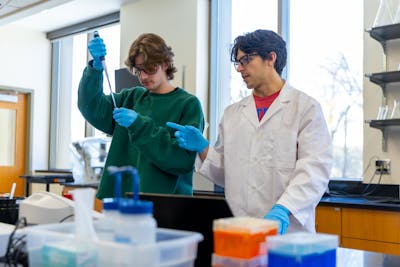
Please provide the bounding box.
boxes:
[240,82,294,128]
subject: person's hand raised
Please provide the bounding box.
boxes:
[88,36,106,70]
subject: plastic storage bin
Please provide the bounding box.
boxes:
[213,217,278,259]
[267,232,338,267]
[25,221,203,267]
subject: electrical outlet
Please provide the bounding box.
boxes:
[375,159,391,175]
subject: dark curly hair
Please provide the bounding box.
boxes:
[230,29,287,75]
[124,33,177,80]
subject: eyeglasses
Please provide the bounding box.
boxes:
[233,53,258,69]
[133,64,160,76]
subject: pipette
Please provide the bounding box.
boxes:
[93,31,117,109]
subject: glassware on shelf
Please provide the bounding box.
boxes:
[390,99,400,118]
[377,105,389,120]
[394,2,400,23]
[377,106,384,120]
[373,0,394,27]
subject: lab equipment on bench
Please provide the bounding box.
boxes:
[212,217,278,267]
[18,191,102,225]
[70,136,111,184]
[0,196,23,225]
[108,166,157,245]
[26,221,203,267]
[28,188,99,267]
[25,167,203,266]
[96,197,118,241]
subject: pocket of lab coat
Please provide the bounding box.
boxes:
[275,130,297,168]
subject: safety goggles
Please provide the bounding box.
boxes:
[133,64,160,76]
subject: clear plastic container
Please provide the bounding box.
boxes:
[213,217,278,259]
[267,232,338,267]
[25,222,203,267]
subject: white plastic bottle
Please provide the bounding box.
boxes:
[114,199,157,245]
[96,198,119,241]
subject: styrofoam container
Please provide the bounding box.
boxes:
[25,222,203,267]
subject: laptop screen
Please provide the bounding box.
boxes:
[138,192,233,267]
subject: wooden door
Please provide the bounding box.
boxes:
[0,92,27,197]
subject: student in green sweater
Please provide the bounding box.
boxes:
[78,33,204,199]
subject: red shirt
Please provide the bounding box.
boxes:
[253,90,281,121]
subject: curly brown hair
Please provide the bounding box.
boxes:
[124,33,177,80]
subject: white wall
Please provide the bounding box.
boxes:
[0,25,51,171]
[122,1,196,87]
[364,1,400,185]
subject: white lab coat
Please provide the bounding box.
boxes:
[196,82,332,233]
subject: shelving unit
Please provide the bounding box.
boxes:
[366,119,400,151]
[367,23,400,50]
[368,118,400,128]
[366,23,400,151]
[365,70,400,97]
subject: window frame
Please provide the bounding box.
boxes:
[209,0,363,181]
[48,13,120,169]
[209,0,289,144]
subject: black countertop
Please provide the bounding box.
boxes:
[320,180,400,211]
[319,195,400,211]
[195,186,400,212]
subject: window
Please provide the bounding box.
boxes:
[211,0,363,179]
[49,23,120,170]
[230,0,278,103]
[289,0,363,178]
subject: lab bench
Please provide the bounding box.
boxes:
[19,172,74,197]
[317,194,400,256]
[22,176,400,263]
[1,221,400,267]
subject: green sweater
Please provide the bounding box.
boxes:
[78,66,204,199]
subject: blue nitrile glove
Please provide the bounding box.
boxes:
[264,205,290,235]
[88,36,106,70]
[113,108,138,128]
[166,122,209,153]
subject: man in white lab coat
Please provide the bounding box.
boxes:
[167,29,332,234]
